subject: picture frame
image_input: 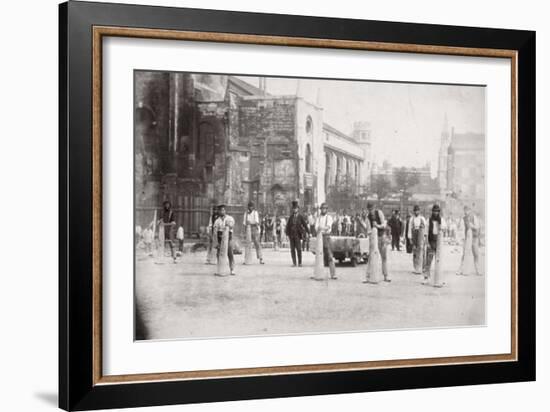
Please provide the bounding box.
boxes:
[59,1,535,410]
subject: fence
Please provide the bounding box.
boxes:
[136,198,248,240]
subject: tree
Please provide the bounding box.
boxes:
[371,175,392,202]
[394,167,420,197]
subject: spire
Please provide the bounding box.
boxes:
[442,113,449,137]
[316,87,323,107]
[296,79,303,98]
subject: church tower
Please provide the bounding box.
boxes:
[438,114,451,194]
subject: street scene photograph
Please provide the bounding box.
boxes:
[134,71,486,340]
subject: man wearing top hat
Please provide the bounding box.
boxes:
[243,201,265,265]
[213,204,236,276]
[285,200,309,267]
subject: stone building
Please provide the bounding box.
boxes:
[436,118,485,217]
[135,72,371,235]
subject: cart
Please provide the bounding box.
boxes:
[310,236,369,267]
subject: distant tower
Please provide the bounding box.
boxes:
[353,121,373,189]
[438,114,451,194]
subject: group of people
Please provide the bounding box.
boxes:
[135,200,185,263]
[141,198,483,283]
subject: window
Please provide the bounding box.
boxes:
[305,116,313,135]
[305,143,312,173]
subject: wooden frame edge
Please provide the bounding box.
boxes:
[91,25,519,386]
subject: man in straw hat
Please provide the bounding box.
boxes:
[285,200,309,267]
[213,204,236,276]
[312,202,337,280]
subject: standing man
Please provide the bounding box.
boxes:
[457,205,483,276]
[213,204,236,276]
[205,205,218,264]
[313,203,337,280]
[404,210,413,253]
[286,201,308,267]
[243,201,265,265]
[408,205,427,274]
[176,225,185,255]
[423,204,442,284]
[388,210,403,251]
[367,203,391,282]
[158,200,177,263]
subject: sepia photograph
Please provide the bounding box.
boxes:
[134,71,486,341]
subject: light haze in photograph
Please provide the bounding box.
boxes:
[134,71,485,340]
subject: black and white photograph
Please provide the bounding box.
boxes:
[134,71,486,340]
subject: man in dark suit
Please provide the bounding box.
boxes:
[285,200,309,267]
[388,209,403,251]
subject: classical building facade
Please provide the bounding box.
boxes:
[135,73,371,234]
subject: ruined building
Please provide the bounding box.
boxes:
[135,72,371,235]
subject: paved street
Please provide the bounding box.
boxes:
[135,243,485,340]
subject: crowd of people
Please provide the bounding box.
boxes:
[136,199,483,284]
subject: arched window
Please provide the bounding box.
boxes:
[305,143,312,173]
[305,116,313,135]
[325,152,330,192]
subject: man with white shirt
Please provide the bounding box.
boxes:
[422,204,442,284]
[314,202,337,280]
[243,201,264,265]
[213,204,236,276]
[457,205,483,276]
[408,204,427,274]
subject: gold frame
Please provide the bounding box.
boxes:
[92,26,518,386]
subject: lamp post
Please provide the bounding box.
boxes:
[399,189,405,213]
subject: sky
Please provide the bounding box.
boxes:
[236,75,485,176]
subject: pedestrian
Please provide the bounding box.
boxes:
[265,213,274,243]
[367,203,391,282]
[205,205,218,265]
[408,204,427,274]
[449,215,458,244]
[286,200,309,267]
[243,201,265,265]
[404,210,413,253]
[260,213,266,243]
[275,215,282,248]
[176,225,185,255]
[143,226,153,256]
[213,204,236,276]
[422,204,443,285]
[456,205,483,276]
[388,210,403,251]
[312,202,337,280]
[158,200,177,263]
[280,216,287,244]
